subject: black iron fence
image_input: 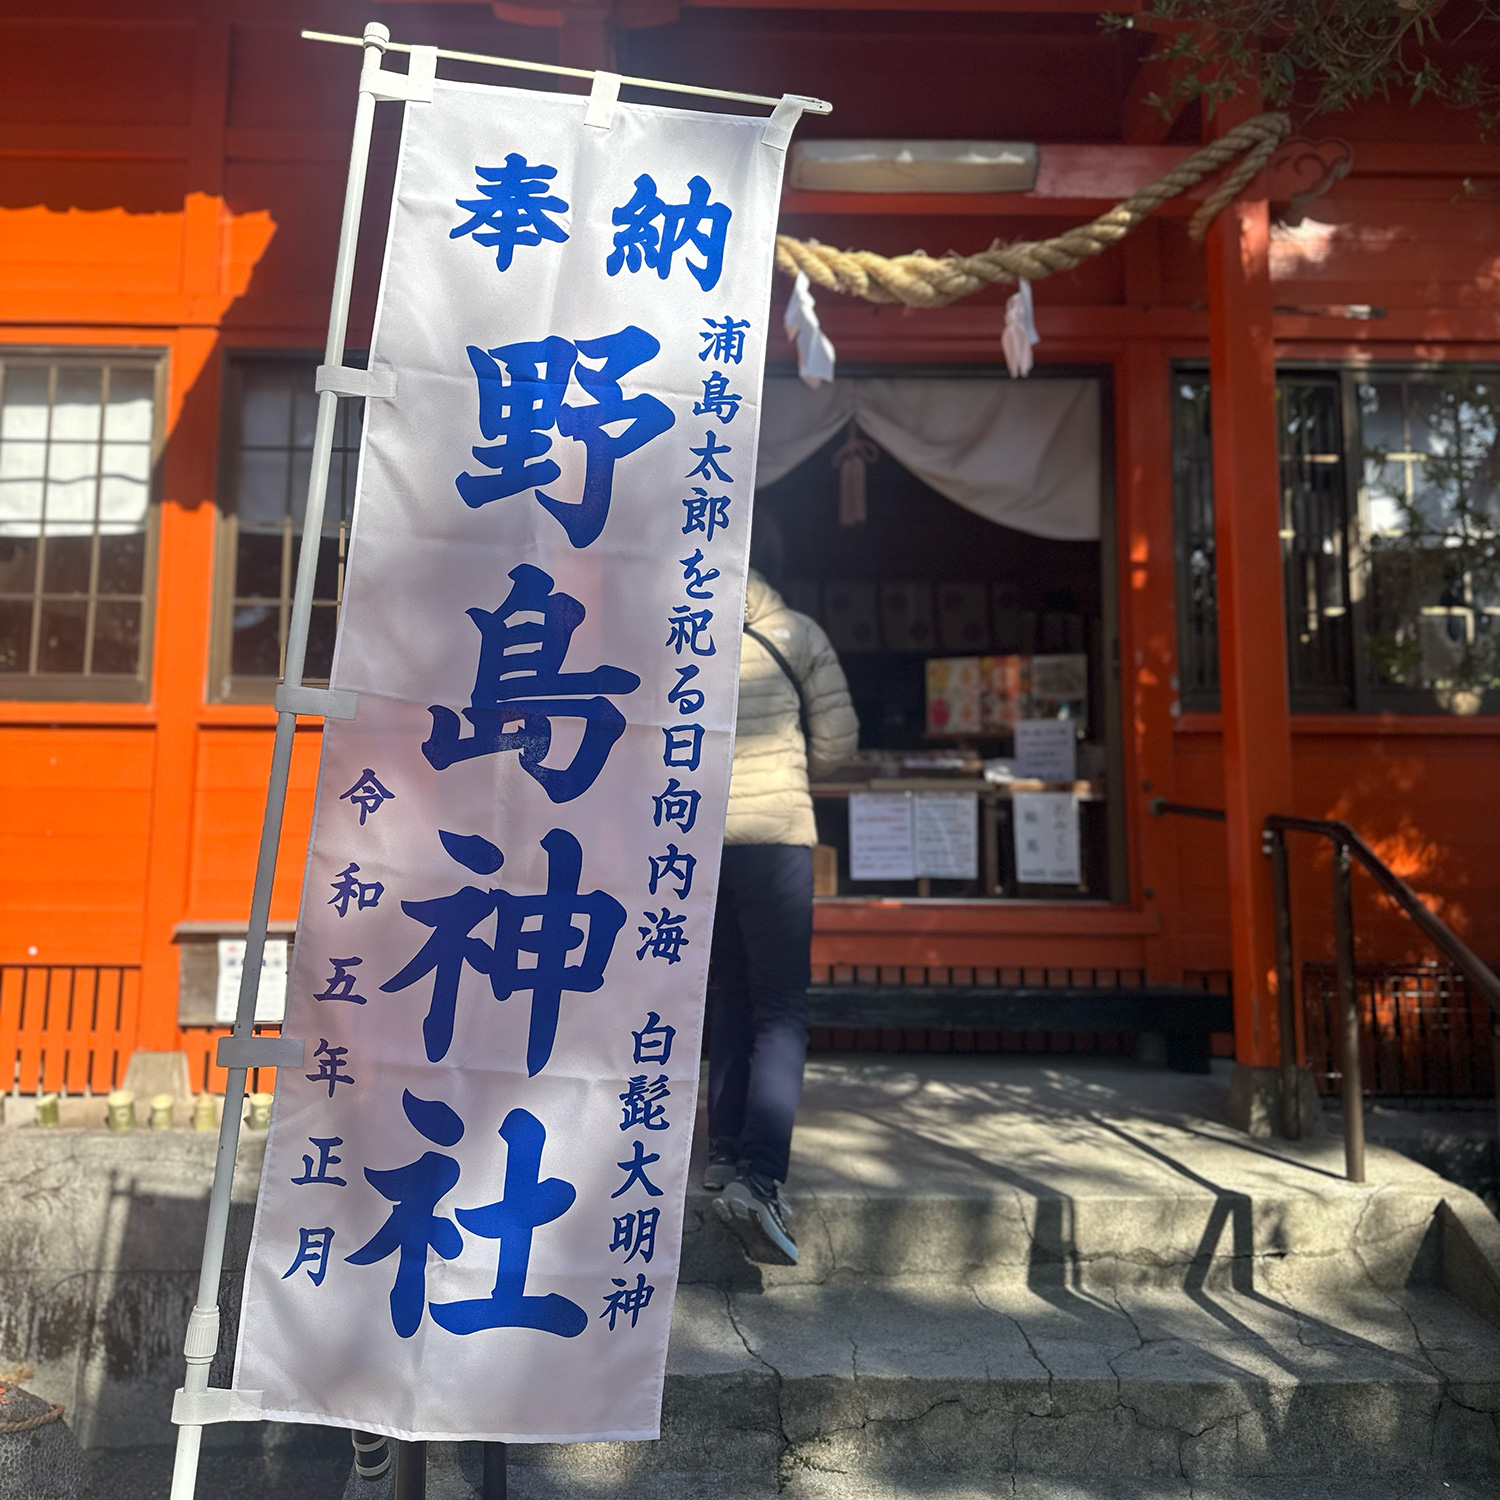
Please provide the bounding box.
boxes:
[1303,961,1497,1102]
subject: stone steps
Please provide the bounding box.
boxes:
[489,1280,1500,1487]
[382,1460,1500,1500]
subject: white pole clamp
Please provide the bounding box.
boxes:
[363,43,437,104]
[171,1387,264,1427]
[315,364,396,400]
[763,95,815,151]
[216,1035,307,1070]
[585,71,621,130]
[275,685,359,719]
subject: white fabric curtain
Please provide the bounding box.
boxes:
[756,375,1101,541]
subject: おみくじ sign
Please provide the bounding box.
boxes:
[232,76,800,1443]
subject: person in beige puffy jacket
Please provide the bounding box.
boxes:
[708,522,858,1266]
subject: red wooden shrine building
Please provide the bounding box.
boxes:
[2,0,1497,1118]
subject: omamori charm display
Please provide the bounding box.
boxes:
[233,74,800,1443]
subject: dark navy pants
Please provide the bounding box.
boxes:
[707,843,813,1184]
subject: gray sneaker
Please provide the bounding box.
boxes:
[713,1174,798,1265]
[702,1147,737,1193]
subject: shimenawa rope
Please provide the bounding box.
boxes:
[0,1401,65,1434]
[773,112,1290,308]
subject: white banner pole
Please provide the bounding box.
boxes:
[168,23,394,1500]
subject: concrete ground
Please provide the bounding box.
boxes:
[3,1055,1493,1497]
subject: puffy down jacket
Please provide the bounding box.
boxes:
[726,571,859,847]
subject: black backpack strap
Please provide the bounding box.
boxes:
[743,623,810,745]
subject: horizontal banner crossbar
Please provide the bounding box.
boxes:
[300,30,832,115]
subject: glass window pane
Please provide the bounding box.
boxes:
[44,441,98,529]
[288,448,312,527]
[234,529,284,599]
[292,382,319,448]
[313,533,341,600]
[236,447,290,526]
[0,536,38,594]
[1,367,49,440]
[103,368,155,441]
[91,599,141,674]
[51,367,103,441]
[37,598,87,673]
[99,442,151,526]
[1358,370,1500,702]
[0,599,32,670]
[305,603,338,680]
[240,373,293,447]
[0,440,44,534]
[232,603,282,677]
[97,528,146,595]
[42,534,93,595]
[327,452,350,526]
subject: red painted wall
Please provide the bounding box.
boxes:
[2,1,1497,1079]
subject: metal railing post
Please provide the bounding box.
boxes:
[1332,837,1365,1183]
[1267,826,1301,1140]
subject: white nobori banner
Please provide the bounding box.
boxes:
[234,76,799,1442]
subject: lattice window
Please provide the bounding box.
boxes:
[0,356,160,699]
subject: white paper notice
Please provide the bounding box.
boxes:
[912,793,977,880]
[1013,791,1081,884]
[1014,719,1078,783]
[215,938,289,1024]
[849,792,914,880]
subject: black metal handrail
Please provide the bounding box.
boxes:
[1151,796,1500,1183]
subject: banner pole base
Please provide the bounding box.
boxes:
[394,1439,427,1499]
[483,1441,508,1500]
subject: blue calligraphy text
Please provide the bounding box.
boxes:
[329,862,383,917]
[632,1010,677,1065]
[686,431,734,484]
[662,722,705,771]
[345,1091,464,1339]
[610,1207,659,1264]
[429,1108,586,1338]
[457,328,673,548]
[291,1136,347,1187]
[666,605,715,658]
[693,371,742,423]
[699,316,750,365]
[283,1227,334,1287]
[679,549,720,599]
[314,956,367,1006]
[668,664,704,715]
[423,564,639,803]
[681,488,731,540]
[382,828,625,1075]
[305,1039,354,1097]
[600,1273,655,1330]
[451,156,569,271]
[647,844,695,900]
[619,1074,671,1131]
[651,779,700,834]
[636,908,689,965]
[612,1139,664,1198]
[607,174,731,291]
[340,769,394,825]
